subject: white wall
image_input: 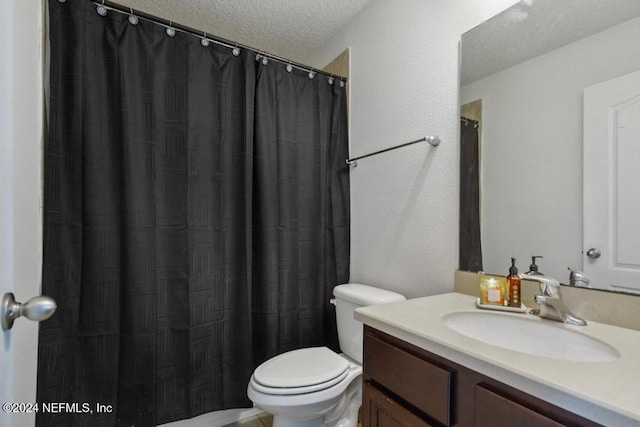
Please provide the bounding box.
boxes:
[461,16,640,282]
[306,0,518,298]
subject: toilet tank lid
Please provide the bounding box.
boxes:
[333,284,405,305]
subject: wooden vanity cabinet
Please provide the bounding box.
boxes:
[362,326,603,427]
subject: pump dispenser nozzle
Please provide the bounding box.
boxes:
[509,257,518,275]
[527,256,544,275]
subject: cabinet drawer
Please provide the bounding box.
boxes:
[475,385,565,427]
[364,334,452,426]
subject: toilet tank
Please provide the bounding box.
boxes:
[332,283,405,364]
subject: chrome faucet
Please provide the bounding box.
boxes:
[521,274,587,326]
[567,267,590,287]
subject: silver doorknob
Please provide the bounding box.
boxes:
[585,248,601,259]
[1,292,57,330]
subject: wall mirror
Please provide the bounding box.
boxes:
[460,0,640,293]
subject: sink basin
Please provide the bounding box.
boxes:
[442,311,619,362]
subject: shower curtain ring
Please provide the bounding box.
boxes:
[128,8,139,25]
[201,32,210,47]
[166,21,176,37]
[96,0,108,16]
[256,52,268,65]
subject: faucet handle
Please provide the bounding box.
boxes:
[521,274,560,297]
[568,267,590,287]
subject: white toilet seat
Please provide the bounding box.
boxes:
[250,368,349,395]
[247,354,362,411]
[251,347,350,395]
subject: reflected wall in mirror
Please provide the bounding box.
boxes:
[460,0,640,292]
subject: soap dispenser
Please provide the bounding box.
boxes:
[527,255,544,276]
[507,257,521,308]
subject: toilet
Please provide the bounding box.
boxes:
[247,283,405,427]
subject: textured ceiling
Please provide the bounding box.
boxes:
[110,0,371,62]
[461,0,640,85]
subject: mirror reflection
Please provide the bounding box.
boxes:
[459,0,640,292]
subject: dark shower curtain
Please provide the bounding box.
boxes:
[459,117,482,271]
[37,1,349,426]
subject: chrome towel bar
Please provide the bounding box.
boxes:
[346,135,440,167]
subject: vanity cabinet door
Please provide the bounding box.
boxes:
[362,382,434,427]
[475,385,565,427]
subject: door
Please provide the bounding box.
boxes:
[0,1,45,426]
[583,70,640,293]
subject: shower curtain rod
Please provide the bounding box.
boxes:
[346,135,440,167]
[87,0,347,83]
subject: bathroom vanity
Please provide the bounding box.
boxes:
[356,293,640,427]
[362,327,598,426]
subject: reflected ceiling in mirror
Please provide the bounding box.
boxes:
[462,0,640,85]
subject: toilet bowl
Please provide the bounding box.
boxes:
[247,347,362,427]
[246,284,405,427]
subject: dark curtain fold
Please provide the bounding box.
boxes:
[459,117,482,272]
[37,1,350,426]
[252,64,350,363]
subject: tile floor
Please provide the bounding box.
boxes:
[223,412,272,427]
[223,412,362,427]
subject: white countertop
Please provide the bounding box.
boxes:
[355,292,640,427]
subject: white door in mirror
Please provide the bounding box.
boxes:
[583,70,640,293]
